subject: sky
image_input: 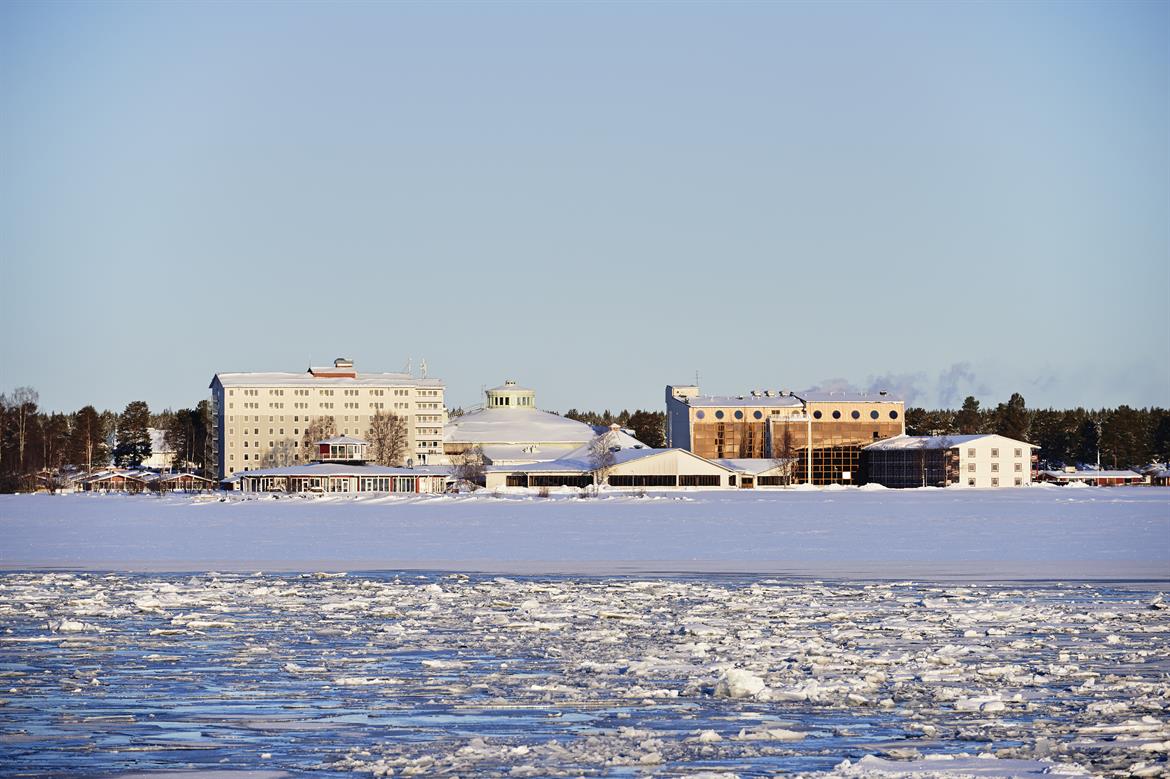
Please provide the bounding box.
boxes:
[1,1,1167,415]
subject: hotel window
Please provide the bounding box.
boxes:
[991,478,999,487]
[230,455,234,461]
[967,448,976,457]
[967,462,975,472]
[991,448,999,457]
[1014,478,1022,486]
[968,478,975,486]
[851,410,860,419]
[1014,448,1023,457]
[991,463,999,472]
[1014,462,1022,472]
[870,410,879,419]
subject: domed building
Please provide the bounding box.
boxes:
[445,381,640,465]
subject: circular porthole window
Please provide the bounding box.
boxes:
[715,410,725,420]
[813,410,823,419]
[734,410,744,420]
[696,410,705,420]
[890,410,899,419]
[851,410,860,419]
[753,410,763,420]
[870,410,879,420]
[832,410,842,419]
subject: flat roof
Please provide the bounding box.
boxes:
[212,372,443,388]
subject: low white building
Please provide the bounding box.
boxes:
[1038,469,1145,487]
[863,434,1038,488]
[234,435,450,494]
[485,430,740,490]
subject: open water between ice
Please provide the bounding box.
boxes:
[0,572,1166,778]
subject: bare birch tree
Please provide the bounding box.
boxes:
[589,429,618,486]
[301,417,337,461]
[451,444,485,488]
[368,410,408,466]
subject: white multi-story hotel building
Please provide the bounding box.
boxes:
[209,358,446,480]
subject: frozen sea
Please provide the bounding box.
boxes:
[0,488,1167,777]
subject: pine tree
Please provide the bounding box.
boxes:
[70,406,107,473]
[115,401,152,467]
[993,393,1030,442]
[955,396,982,435]
[627,410,666,448]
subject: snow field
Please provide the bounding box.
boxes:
[1,487,1167,578]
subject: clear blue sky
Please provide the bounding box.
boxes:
[2,1,1167,414]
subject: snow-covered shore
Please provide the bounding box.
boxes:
[1,486,1166,579]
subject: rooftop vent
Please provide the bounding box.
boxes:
[334,358,353,368]
[879,390,888,396]
[764,390,774,397]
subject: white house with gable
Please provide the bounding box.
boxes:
[863,434,1038,488]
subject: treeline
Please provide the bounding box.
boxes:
[0,386,214,492]
[907,394,1170,469]
[563,408,666,448]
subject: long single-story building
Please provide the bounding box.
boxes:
[1037,469,1145,487]
[486,444,741,490]
[233,435,450,493]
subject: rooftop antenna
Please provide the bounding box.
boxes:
[402,356,413,376]
[420,359,428,379]
[694,369,700,387]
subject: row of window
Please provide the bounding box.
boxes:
[972,448,1025,458]
[812,409,899,421]
[227,414,424,425]
[695,409,900,421]
[967,462,1025,472]
[228,387,441,398]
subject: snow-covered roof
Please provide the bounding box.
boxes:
[485,447,666,474]
[486,447,739,475]
[558,429,649,462]
[679,390,901,407]
[1040,470,1143,481]
[795,390,901,404]
[444,407,595,445]
[318,435,367,446]
[480,444,577,464]
[488,381,534,393]
[212,372,443,389]
[685,394,803,409]
[864,434,1037,451]
[236,463,452,478]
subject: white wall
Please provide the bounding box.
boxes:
[954,435,1033,488]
